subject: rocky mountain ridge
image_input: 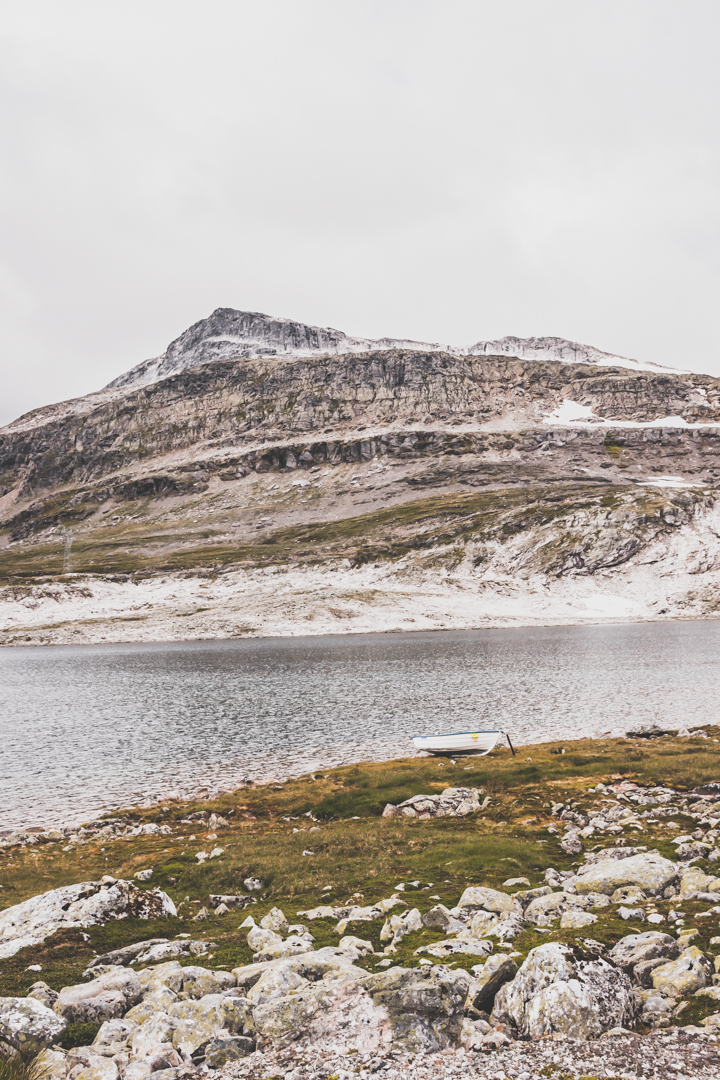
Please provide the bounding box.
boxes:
[105,308,680,391]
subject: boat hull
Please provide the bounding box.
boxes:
[412,730,505,756]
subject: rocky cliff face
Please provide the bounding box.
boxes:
[104,308,675,391]
[1,323,720,646]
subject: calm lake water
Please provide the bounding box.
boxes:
[1,622,719,830]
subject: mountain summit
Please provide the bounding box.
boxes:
[105,307,676,390]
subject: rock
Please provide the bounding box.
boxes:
[560,833,584,856]
[246,966,310,1007]
[482,916,524,941]
[360,966,470,1051]
[651,947,712,996]
[0,997,67,1053]
[0,880,176,960]
[69,1052,119,1080]
[608,932,680,974]
[138,961,184,994]
[492,942,635,1039]
[34,1048,68,1080]
[694,986,720,1002]
[130,1013,177,1058]
[611,886,647,904]
[560,910,597,929]
[503,878,530,888]
[421,905,466,934]
[134,870,153,882]
[467,954,517,1010]
[633,958,672,987]
[124,1062,153,1080]
[415,938,493,960]
[125,991,178,1025]
[178,967,235,1000]
[209,895,254,909]
[55,969,141,1024]
[382,787,484,820]
[380,908,423,947]
[260,908,289,936]
[252,980,387,1053]
[243,878,264,892]
[679,867,719,898]
[468,911,500,937]
[297,905,336,920]
[457,887,520,917]
[204,1036,254,1066]
[166,997,240,1058]
[523,891,591,927]
[92,1018,139,1056]
[617,906,645,921]
[87,939,170,969]
[26,981,58,1009]
[572,854,679,897]
[337,936,374,960]
[247,927,282,952]
[252,937,314,963]
[132,940,216,965]
[513,886,553,905]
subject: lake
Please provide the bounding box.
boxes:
[1,621,718,830]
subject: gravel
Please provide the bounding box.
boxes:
[221,1028,720,1079]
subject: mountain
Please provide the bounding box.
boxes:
[105,308,678,390]
[1,311,719,647]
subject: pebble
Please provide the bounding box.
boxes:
[223,1030,720,1079]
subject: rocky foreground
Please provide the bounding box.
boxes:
[3,763,720,1079]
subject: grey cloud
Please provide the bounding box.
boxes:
[1,0,719,424]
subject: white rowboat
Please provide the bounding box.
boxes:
[412,730,515,757]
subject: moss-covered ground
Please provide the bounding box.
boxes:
[2,729,720,1035]
[0,482,705,581]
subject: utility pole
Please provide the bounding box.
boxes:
[61,527,73,574]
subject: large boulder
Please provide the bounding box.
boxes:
[571,854,679,897]
[177,966,235,999]
[651,947,712,996]
[360,966,470,1052]
[492,942,635,1039]
[65,1048,119,1080]
[0,879,176,960]
[0,997,67,1053]
[92,1018,139,1056]
[252,980,387,1053]
[467,954,518,1011]
[54,968,141,1024]
[608,932,680,974]
[137,962,184,995]
[167,995,250,1057]
[679,867,720,898]
[524,892,591,927]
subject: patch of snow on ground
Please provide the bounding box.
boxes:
[544,400,602,424]
[644,475,696,489]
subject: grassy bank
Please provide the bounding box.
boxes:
[2,729,720,1037]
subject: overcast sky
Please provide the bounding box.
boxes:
[1,1,719,425]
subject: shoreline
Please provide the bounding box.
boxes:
[0,720,698,839]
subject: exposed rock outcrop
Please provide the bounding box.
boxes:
[0,879,176,960]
